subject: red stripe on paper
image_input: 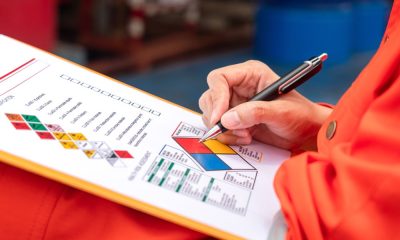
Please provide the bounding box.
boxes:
[0,58,36,80]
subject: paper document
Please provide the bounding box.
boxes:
[0,35,290,240]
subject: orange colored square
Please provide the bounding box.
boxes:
[6,113,24,122]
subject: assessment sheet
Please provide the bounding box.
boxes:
[0,35,289,240]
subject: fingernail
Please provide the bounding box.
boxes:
[222,111,240,128]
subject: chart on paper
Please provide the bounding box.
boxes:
[0,35,290,240]
[143,122,263,215]
[4,113,134,167]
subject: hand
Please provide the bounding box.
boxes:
[199,60,332,150]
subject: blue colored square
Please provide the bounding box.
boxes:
[191,154,231,171]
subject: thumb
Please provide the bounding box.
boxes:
[220,101,275,130]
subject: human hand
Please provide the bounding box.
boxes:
[199,60,332,150]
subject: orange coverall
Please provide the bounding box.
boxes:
[0,162,206,239]
[1,2,399,240]
[274,1,400,239]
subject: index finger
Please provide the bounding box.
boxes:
[205,70,230,124]
[204,60,280,124]
[206,61,266,123]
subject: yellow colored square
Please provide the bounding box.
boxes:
[53,132,72,141]
[60,141,78,149]
[68,133,87,141]
[203,139,236,154]
[83,150,96,158]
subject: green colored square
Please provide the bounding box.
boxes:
[28,122,47,131]
[22,114,40,123]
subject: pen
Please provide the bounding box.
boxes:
[199,53,328,142]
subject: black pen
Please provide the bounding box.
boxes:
[199,53,328,142]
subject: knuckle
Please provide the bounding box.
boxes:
[244,59,264,67]
[207,69,220,82]
[277,106,292,119]
[250,106,266,124]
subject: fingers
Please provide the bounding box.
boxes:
[205,68,237,124]
[199,89,227,127]
[199,90,212,126]
[200,60,278,126]
[220,101,277,130]
[207,60,276,90]
[216,129,252,145]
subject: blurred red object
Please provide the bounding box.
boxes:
[0,0,57,51]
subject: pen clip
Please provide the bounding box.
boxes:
[279,64,322,94]
[278,53,327,94]
[279,63,322,94]
[278,61,313,94]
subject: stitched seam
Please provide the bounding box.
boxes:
[40,185,69,240]
[28,183,52,240]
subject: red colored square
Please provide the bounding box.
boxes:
[6,113,24,122]
[36,131,55,140]
[173,137,212,154]
[114,150,133,159]
[11,122,31,130]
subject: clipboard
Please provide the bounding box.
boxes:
[0,35,289,240]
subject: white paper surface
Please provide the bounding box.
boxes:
[0,35,290,240]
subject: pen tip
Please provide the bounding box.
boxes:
[200,124,223,143]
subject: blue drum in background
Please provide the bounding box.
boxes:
[352,1,389,52]
[255,0,390,65]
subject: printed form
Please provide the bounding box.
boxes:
[0,35,290,240]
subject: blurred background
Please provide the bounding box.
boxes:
[0,0,392,112]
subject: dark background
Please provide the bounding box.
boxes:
[0,0,391,111]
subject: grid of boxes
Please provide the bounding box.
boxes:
[173,137,255,171]
[5,113,133,168]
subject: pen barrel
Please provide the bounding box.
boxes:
[250,62,310,101]
[218,121,227,133]
[280,63,322,93]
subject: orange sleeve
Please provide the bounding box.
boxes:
[274,73,400,239]
[0,162,206,240]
